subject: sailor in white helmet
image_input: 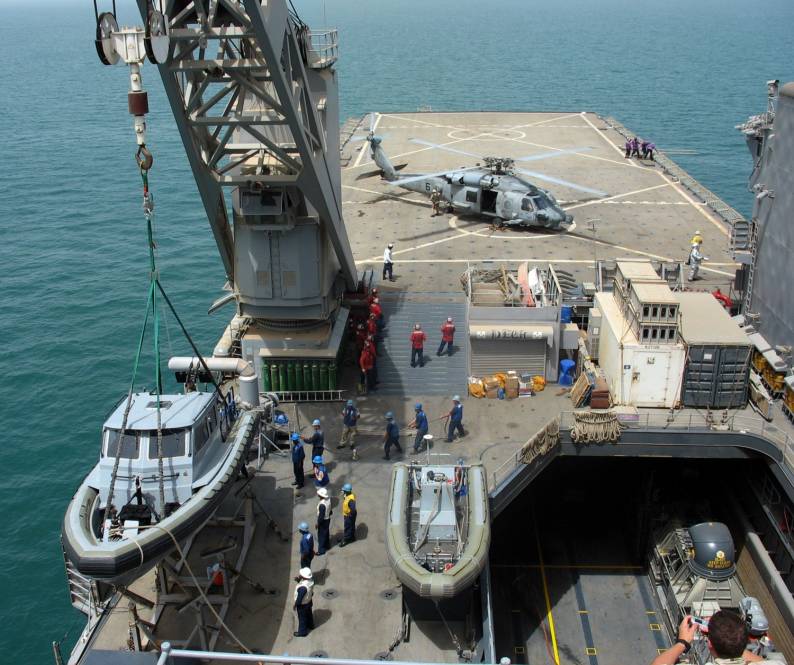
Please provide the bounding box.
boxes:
[293,567,315,637]
[382,242,395,281]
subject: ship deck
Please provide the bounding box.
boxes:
[79,112,794,664]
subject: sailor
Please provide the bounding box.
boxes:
[298,522,315,569]
[408,403,429,453]
[383,412,403,460]
[290,433,305,489]
[367,312,378,338]
[302,419,325,460]
[437,317,456,356]
[430,187,442,216]
[293,567,315,637]
[338,399,360,461]
[382,243,395,282]
[370,297,384,330]
[355,322,367,354]
[688,240,708,282]
[631,137,641,158]
[445,395,466,442]
[359,343,375,394]
[339,483,357,547]
[646,142,656,161]
[315,487,332,554]
[624,139,632,158]
[313,455,330,488]
[410,323,427,368]
[367,286,379,306]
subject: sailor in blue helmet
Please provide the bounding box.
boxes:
[293,567,315,637]
[290,433,305,489]
[313,455,330,488]
[382,412,403,461]
[302,418,325,460]
[339,483,357,547]
[338,399,360,461]
[407,403,429,454]
[298,522,315,569]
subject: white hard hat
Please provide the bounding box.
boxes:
[299,567,313,579]
[447,317,453,323]
[414,323,421,330]
[312,419,321,426]
[388,243,394,248]
[317,487,329,498]
[452,395,461,402]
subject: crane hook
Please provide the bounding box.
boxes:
[136,144,153,171]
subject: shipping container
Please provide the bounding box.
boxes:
[677,293,752,409]
[594,292,686,408]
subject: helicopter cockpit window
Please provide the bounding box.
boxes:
[521,198,533,211]
[466,190,478,203]
[533,197,548,210]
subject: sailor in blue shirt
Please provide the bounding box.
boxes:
[445,395,466,442]
[313,456,330,488]
[298,522,315,569]
[290,433,305,488]
[303,418,325,459]
[382,412,403,460]
[293,567,315,637]
[408,403,429,453]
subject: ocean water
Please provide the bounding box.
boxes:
[1,0,793,660]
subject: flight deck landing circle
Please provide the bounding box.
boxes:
[447,128,527,141]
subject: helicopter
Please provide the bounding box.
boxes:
[358,124,607,230]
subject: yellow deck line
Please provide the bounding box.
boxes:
[533,512,561,665]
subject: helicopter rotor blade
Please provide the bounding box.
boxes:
[389,166,481,187]
[409,139,485,161]
[513,146,593,163]
[516,169,607,197]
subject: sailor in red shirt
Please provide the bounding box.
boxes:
[410,323,427,368]
[366,313,378,337]
[354,323,367,355]
[367,287,379,306]
[437,317,456,356]
[359,341,376,392]
[369,298,383,331]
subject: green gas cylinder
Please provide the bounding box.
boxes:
[328,361,337,390]
[278,363,287,392]
[295,360,304,391]
[269,363,279,392]
[311,362,320,390]
[303,363,311,391]
[319,362,329,391]
[287,361,296,391]
[262,362,271,392]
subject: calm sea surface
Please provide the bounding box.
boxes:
[1,0,793,659]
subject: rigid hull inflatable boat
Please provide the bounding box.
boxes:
[386,460,490,599]
[62,389,259,586]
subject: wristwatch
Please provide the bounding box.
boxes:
[675,638,692,654]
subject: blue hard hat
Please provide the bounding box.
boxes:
[291,433,300,441]
[275,413,288,425]
[415,403,422,410]
[298,522,309,532]
[385,411,394,420]
[312,418,321,426]
[342,483,353,493]
[312,455,323,464]
[347,399,354,407]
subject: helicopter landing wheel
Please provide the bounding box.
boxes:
[493,217,505,230]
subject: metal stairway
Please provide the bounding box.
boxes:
[375,296,468,396]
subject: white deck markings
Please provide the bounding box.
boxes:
[342,183,429,205]
[563,183,671,210]
[657,172,730,237]
[502,134,642,169]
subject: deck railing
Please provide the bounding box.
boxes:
[490,410,794,492]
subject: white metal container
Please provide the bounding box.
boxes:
[595,292,686,408]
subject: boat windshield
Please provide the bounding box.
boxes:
[104,430,140,459]
[146,430,186,459]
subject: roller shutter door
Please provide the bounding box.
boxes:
[469,338,547,377]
